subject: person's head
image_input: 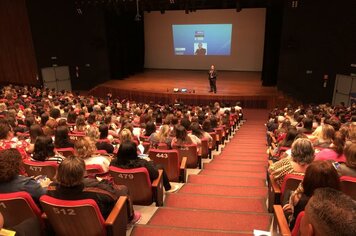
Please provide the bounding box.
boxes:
[321,124,335,142]
[98,124,109,139]
[144,121,156,136]
[281,126,298,147]
[74,137,96,159]
[210,65,215,70]
[198,42,203,48]
[344,143,356,169]
[54,125,70,148]
[43,119,58,136]
[331,131,345,155]
[300,188,356,236]
[302,160,340,197]
[75,115,86,128]
[33,135,55,161]
[116,141,138,163]
[49,108,61,119]
[191,122,203,138]
[202,119,212,132]
[291,138,315,164]
[175,125,188,141]
[40,112,49,127]
[158,125,170,141]
[0,122,12,140]
[29,124,43,143]
[56,156,85,187]
[302,117,313,131]
[180,117,191,131]
[67,110,78,124]
[0,149,22,183]
[119,128,133,143]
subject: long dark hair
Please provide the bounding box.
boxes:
[115,141,138,165]
[33,135,55,161]
[54,125,71,148]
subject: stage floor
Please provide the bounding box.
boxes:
[89,69,278,108]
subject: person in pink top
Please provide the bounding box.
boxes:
[315,131,346,162]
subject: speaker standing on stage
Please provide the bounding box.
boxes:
[208,65,217,93]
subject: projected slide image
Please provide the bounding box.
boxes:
[172,24,232,56]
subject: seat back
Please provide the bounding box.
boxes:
[109,166,153,205]
[157,143,169,150]
[86,164,106,177]
[148,149,180,182]
[340,176,356,200]
[172,144,199,168]
[291,211,305,236]
[23,159,59,180]
[200,138,209,159]
[208,132,217,151]
[40,195,106,236]
[55,147,75,157]
[0,191,42,227]
[280,174,304,202]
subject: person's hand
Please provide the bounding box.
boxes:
[282,204,292,215]
[39,177,52,188]
[35,175,52,188]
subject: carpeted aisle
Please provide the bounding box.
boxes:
[131,109,271,235]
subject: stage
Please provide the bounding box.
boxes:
[89,69,279,108]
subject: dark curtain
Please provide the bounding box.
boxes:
[105,10,145,80]
[261,0,284,86]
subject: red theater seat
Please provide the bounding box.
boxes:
[109,166,163,206]
[40,195,128,236]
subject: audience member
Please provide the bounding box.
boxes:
[283,160,340,229]
[0,149,48,203]
[111,141,178,192]
[269,138,315,187]
[337,143,356,177]
[299,188,356,236]
[47,156,141,223]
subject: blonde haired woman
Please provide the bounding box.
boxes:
[74,137,111,174]
[149,125,172,148]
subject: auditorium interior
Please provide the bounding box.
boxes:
[0,0,355,235]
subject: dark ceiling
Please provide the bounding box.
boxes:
[75,0,269,14]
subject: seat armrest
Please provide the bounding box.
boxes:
[273,205,291,236]
[268,174,281,212]
[105,196,128,236]
[152,170,163,206]
[180,157,187,183]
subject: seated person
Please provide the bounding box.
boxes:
[299,187,356,236]
[0,149,48,204]
[54,125,74,149]
[337,143,356,177]
[269,138,315,187]
[47,156,140,223]
[75,137,111,174]
[315,131,346,162]
[96,124,114,154]
[282,160,340,229]
[149,125,172,149]
[111,141,178,192]
[0,122,29,159]
[171,124,201,147]
[32,135,64,162]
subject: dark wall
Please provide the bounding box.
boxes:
[261,0,284,86]
[277,0,356,103]
[0,0,38,86]
[26,0,111,90]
